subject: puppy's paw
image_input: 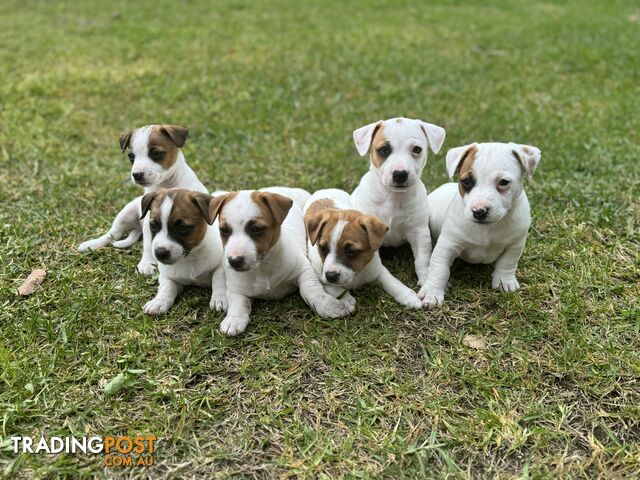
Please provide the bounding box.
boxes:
[420,288,445,307]
[143,297,173,315]
[397,292,422,309]
[313,296,352,319]
[78,239,103,252]
[220,315,249,336]
[209,291,228,312]
[338,291,357,313]
[492,274,520,292]
[137,259,156,275]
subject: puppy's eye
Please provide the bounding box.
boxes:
[150,220,161,233]
[345,246,359,258]
[319,245,330,257]
[127,152,135,163]
[149,149,165,162]
[412,146,423,155]
[460,176,475,190]
[248,224,265,237]
[219,225,231,238]
[175,221,193,234]
[498,179,511,187]
[377,145,391,158]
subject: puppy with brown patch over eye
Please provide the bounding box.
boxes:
[208,187,355,336]
[138,188,226,315]
[303,189,422,308]
[78,125,207,276]
[419,142,541,306]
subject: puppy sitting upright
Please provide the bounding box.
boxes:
[78,125,207,275]
[138,188,226,315]
[351,117,446,286]
[209,188,354,336]
[304,189,422,308]
[419,142,541,306]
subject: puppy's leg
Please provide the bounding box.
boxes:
[298,267,354,318]
[377,267,422,308]
[78,198,140,252]
[418,238,460,307]
[407,225,433,286]
[220,292,251,336]
[112,229,142,249]
[492,237,527,292]
[321,283,357,312]
[137,216,157,275]
[210,267,228,312]
[144,277,183,315]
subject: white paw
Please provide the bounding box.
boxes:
[143,297,173,315]
[220,315,249,336]
[137,259,156,275]
[209,291,228,312]
[418,286,445,307]
[338,291,357,313]
[313,295,352,319]
[397,292,422,309]
[492,274,520,292]
[78,239,102,252]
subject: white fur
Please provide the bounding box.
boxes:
[304,189,422,308]
[78,125,207,277]
[219,187,354,336]
[351,117,445,285]
[419,142,541,306]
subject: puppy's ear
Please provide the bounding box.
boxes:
[446,143,478,178]
[208,192,233,224]
[140,190,160,219]
[258,192,294,225]
[160,125,189,148]
[353,120,383,156]
[358,215,389,251]
[509,143,541,178]
[305,211,329,246]
[191,192,214,224]
[419,121,446,154]
[119,130,133,152]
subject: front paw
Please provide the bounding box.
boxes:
[78,239,102,252]
[397,291,422,309]
[137,259,156,275]
[418,285,445,307]
[210,291,228,312]
[220,315,249,336]
[338,291,357,312]
[143,297,173,315]
[313,296,352,319]
[492,274,520,292]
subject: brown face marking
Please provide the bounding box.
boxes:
[456,144,478,196]
[369,124,388,168]
[142,125,189,170]
[247,191,293,258]
[210,192,238,246]
[305,198,335,218]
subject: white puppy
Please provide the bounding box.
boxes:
[419,142,541,306]
[78,124,207,275]
[138,188,226,315]
[304,189,422,308]
[351,117,446,285]
[208,187,355,336]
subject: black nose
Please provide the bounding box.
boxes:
[472,207,489,220]
[132,172,145,182]
[325,271,340,283]
[228,256,245,269]
[392,170,409,184]
[154,247,170,262]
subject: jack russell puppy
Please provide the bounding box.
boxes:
[78,124,207,276]
[418,142,541,306]
[351,117,446,286]
[138,188,226,315]
[304,189,422,308]
[208,187,355,336]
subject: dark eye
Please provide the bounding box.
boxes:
[150,220,161,233]
[175,221,193,234]
[345,246,359,258]
[498,179,511,187]
[319,245,329,257]
[377,145,391,158]
[460,176,474,190]
[412,146,423,154]
[249,224,265,237]
[127,152,135,163]
[149,149,165,162]
[219,225,231,238]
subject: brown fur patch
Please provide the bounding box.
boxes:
[213,192,238,246]
[145,125,187,170]
[369,124,387,168]
[305,198,336,218]
[457,144,478,196]
[248,191,293,258]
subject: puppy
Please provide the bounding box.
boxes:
[304,189,422,308]
[351,117,446,286]
[78,124,207,275]
[418,142,541,306]
[208,187,355,336]
[138,188,226,315]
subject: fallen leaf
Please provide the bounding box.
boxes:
[17,268,46,296]
[103,373,127,397]
[463,334,488,350]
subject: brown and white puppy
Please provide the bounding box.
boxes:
[208,187,354,336]
[304,189,422,308]
[419,142,541,306]
[78,125,207,276]
[138,188,225,315]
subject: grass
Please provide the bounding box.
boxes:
[0,0,639,478]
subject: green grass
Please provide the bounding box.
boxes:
[1,0,639,478]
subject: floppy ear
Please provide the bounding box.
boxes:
[140,191,160,219]
[419,121,446,154]
[305,211,329,246]
[191,192,214,224]
[509,143,541,178]
[160,125,189,148]
[119,130,133,152]
[208,193,233,223]
[358,215,389,251]
[353,120,382,156]
[446,143,478,178]
[258,192,294,225]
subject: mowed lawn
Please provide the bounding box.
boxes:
[1,0,639,478]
